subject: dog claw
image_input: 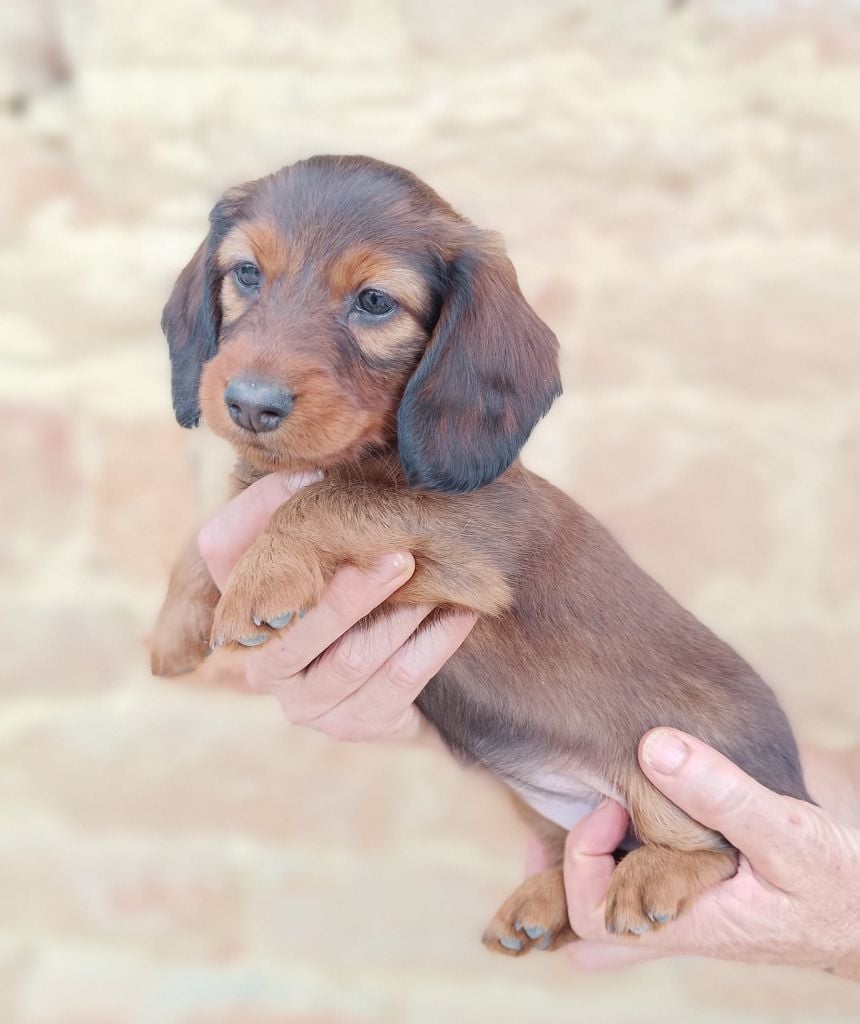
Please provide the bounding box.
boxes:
[523,925,545,940]
[498,936,523,952]
[646,911,671,924]
[265,612,294,629]
[627,922,652,935]
[238,634,269,647]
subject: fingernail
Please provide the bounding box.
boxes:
[370,552,412,583]
[282,470,324,491]
[642,730,690,774]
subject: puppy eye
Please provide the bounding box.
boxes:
[355,288,395,316]
[235,262,262,289]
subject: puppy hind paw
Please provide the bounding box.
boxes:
[482,868,575,958]
[604,846,737,938]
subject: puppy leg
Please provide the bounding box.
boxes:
[604,774,738,937]
[483,796,574,957]
[151,536,220,676]
[605,845,736,936]
[211,481,511,648]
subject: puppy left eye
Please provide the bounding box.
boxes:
[235,262,262,289]
[355,288,396,316]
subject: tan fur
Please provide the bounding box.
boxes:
[350,308,427,360]
[215,226,256,272]
[605,846,738,937]
[483,869,575,956]
[150,536,221,677]
[328,245,429,311]
[626,771,730,852]
[219,276,246,327]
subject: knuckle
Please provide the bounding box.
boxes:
[384,656,423,694]
[327,634,374,684]
[708,774,757,819]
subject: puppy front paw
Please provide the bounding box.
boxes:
[211,532,330,650]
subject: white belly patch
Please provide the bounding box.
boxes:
[509,770,627,831]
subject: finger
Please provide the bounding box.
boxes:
[317,611,477,741]
[566,940,660,972]
[269,602,432,726]
[564,801,630,939]
[244,554,416,689]
[198,471,321,589]
[639,729,817,886]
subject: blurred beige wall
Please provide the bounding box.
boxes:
[2,1,859,1022]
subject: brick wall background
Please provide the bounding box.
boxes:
[2,1,860,1021]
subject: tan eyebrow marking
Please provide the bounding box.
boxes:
[329,245,429,316]
[215,221,298,278]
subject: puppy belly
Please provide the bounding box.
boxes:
[509,771,627,830]
[512,788,597,830]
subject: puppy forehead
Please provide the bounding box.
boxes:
[215,158,456,295]
[254,159,455,256]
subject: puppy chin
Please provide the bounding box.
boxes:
[230,437,319,475]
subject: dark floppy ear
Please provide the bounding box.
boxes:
[397,236,562,492]
[161,237,220,428]
[161,184,255,427]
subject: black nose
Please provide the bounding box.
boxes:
[224,377,294,433]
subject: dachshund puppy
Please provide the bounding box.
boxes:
[151,155,810,954]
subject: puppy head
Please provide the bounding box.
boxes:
[162,155,561,489]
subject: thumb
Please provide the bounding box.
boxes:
[639,728,814,887]
[564,800,630,937]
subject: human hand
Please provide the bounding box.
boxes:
[560,729,860,979]
[198,473,476,743]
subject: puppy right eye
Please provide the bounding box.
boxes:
[235,263,262,289]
